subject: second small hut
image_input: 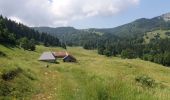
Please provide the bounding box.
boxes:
[53,51,76,62]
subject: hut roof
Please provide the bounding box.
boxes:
[39,52,56,61]
[53,51,68,58]
[63,54,76,60]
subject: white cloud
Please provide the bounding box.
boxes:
[9,16,23,23]
[0,0,140,27]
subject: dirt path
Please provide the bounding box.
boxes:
[32,69,61,100]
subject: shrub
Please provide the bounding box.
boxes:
[121,49,136,59]
[0,68,37,99]
[0,51,6,57]
[146,36,149,39]
[153,54,164,64]
[97,86,109,100]
[163,52,170,66]
[23,69,37,80]
[19,37,36,51]
[165,32,170,36]
[103,49,112,57]
[135,75,156,88]
[2,68,23,81]
[0,80,13,96]
[142,54,154,61]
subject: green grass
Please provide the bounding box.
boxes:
[144,29,170,43]
[0,44,170,100]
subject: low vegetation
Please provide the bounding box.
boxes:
[135,75,157,88]
[144,30,170,43]
[0,44,170,99]
[0,51,6,57]
[0,66,37,99]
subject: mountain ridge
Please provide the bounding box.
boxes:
[33,12,170,37]
[32,12,170,48]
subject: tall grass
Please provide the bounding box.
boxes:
[0,45,170,100]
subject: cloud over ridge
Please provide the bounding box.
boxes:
[0,0,140,27]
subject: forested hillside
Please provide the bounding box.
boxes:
[95,13,170,66]
[34,13,170,47]
[0,15,61,49]
[33,27,79,36]
[33,27,101,47]
[90,13,170,37]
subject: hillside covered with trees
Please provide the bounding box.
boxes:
[0,15,61,50]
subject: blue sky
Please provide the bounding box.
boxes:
[71,0,170,28]
[0,0,169,29]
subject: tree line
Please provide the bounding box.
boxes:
[95,33,170,66]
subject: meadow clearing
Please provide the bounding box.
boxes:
[0,44,170,100]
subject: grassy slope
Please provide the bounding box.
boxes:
[144,30,170,43]
[0,45,170,100]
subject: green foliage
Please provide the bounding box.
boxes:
[19,37,36,51]
[103,49,112,57]
[0,51,6,57]
[61,42,67,49]
[0,28,16,44]
[153,54,164,64]
[0,67,37,99]
[0,80,12,96]
[34,27,101,48]
[97,45,105,55]
[96,32,170,66]
[0,15,61,47]
[1,67,22,81]
[29,39,36,51]
[19,37,29,50]
[165,32,170,36]
[135,75,156,88]
[143,54,154,61]
[121,49,136,59]
[163,52,170,66]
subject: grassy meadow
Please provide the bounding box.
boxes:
[144,30,170,43]
[0,44,170,100]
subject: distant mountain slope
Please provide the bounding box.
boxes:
[90,13,170,37]
[33,27,79,36]
[34,12,170,39]
[33,12,170,47]
[33,26,101,46]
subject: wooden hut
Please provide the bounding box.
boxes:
[63,55,77,62]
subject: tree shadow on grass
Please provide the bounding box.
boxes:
[1,43,16,50]
[39,60,60,64]
[55,61,60,64]
[0,51,7,57]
